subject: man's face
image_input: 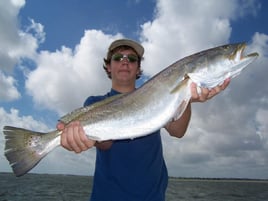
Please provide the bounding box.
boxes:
[107,49,140,84]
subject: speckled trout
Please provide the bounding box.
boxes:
[3,42,258,176]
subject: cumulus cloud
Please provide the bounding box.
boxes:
[0,71,20,101]
[0,0,42,72]
[0,0,44,102]
[140,0,261,77]
[26,30,125,115]
[140,0,233,76]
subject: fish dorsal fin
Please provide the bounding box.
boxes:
[59,93,125,124]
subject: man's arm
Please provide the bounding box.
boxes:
[165,103,191,138]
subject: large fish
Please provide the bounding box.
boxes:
[3,42,258,176]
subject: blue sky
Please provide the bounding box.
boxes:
[1,0,268,179]
[19,0,155,50]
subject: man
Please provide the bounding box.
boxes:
[57,39,230,201]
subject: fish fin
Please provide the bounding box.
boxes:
[171,98,191,121]
[87,135,102,141]
[170,78,189,94]
[59,93,126,124]
[3,126,59,177]
[170,78,192,121]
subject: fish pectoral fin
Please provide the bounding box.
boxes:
[86,135,102,141]
[170,78,189,94]
[169,78,192,121]
[171,99,190,121]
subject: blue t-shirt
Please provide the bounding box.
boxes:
[84,89,168,201]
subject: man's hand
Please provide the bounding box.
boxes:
[165,78,231,138]
[190,78,230,103]
[57,121,95,153]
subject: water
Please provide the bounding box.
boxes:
[0,173,92,201]
[0,173,267,201]
[167,178,268,201]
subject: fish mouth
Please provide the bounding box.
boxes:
[246,52,259,58]
[237,43,259,60]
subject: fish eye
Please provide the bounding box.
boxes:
[223,45,230,50]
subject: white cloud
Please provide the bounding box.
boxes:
[0,0,41,72]
[25,30,125,115]
[140,0,234,76]
[10,0,25,7]
[25,18,45,44]
[255,109,268,146]
[0,71,20,101]
[0,0,44,103]
[0,0,24,72]
[140,0,260,77]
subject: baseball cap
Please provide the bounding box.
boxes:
[108,39,144,58]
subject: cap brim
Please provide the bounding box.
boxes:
[109,39,144,57]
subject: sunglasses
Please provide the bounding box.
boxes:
[111,53,138,63]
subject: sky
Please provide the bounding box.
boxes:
[0,0,268,179]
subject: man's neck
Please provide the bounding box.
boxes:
[112,83,135,93]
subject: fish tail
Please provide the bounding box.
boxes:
[3,126,60,177]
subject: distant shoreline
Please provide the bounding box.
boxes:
[1,172,267,183]
[168,177,268,183]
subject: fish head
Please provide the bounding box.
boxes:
[187,42,259,88]
[220,42,259,72]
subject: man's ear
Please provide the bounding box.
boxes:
[136,68,141,76]
[107,64,111,72]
